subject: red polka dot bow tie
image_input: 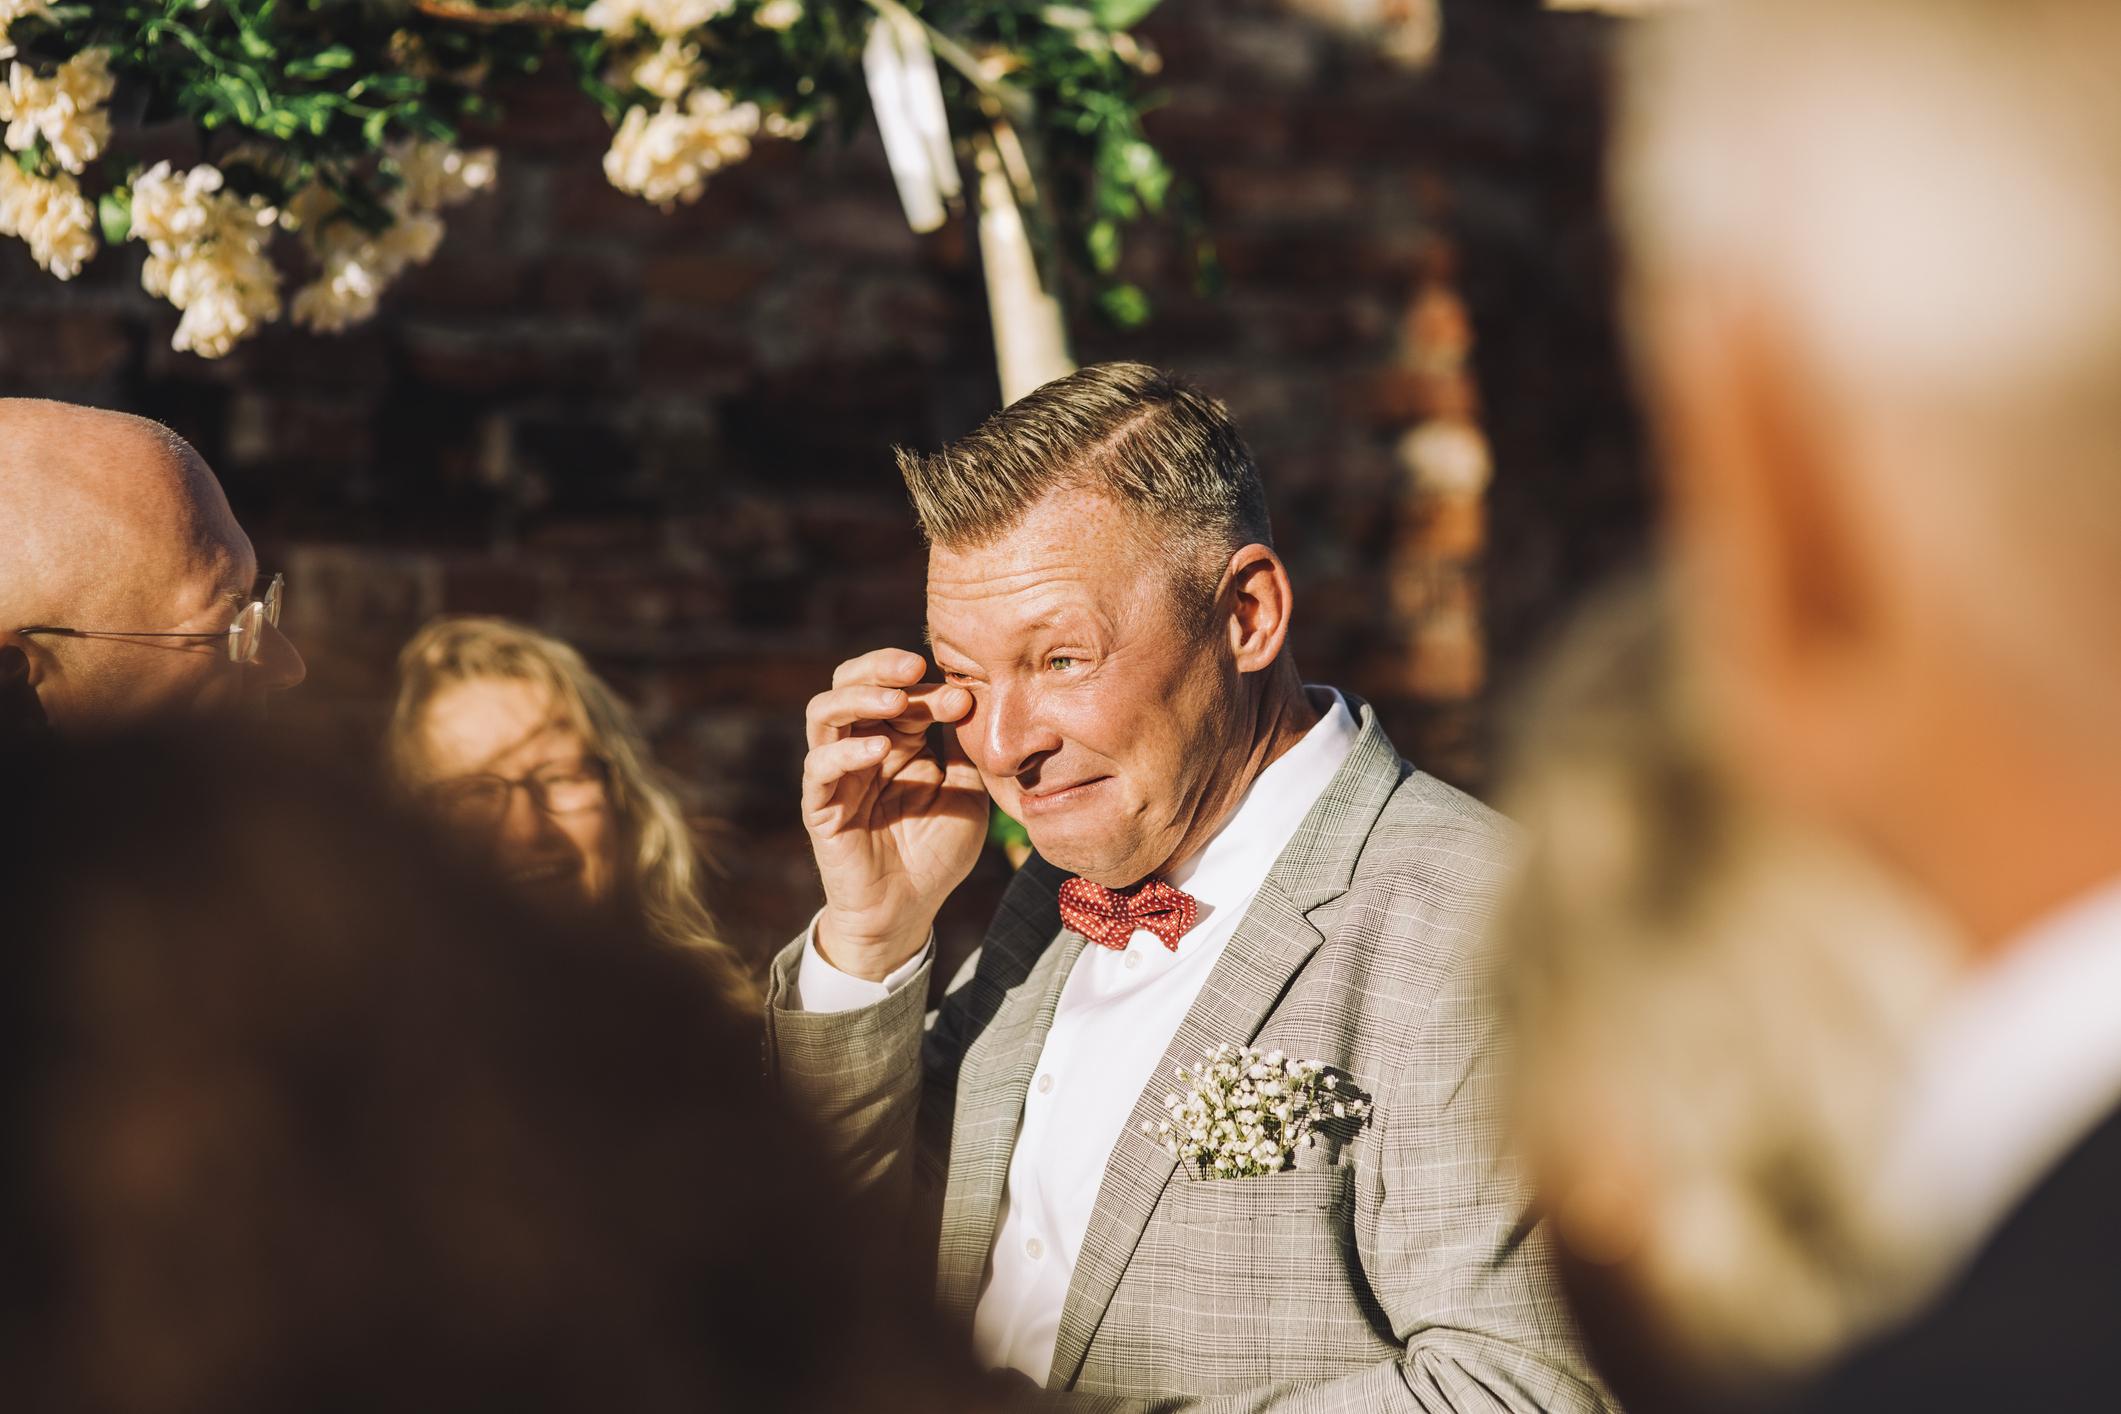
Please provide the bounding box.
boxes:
[1057,876,1201,952]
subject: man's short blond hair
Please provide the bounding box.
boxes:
[896,362,1272,618]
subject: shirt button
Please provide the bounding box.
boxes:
[1025,1237,1044,1260]
[1036,1073,1054,1094]
[1125,951,1142,970]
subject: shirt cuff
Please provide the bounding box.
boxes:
[793,913,933,1013]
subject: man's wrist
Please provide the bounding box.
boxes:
[814,910,934,982]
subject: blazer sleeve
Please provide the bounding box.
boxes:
[761,928,1004,1251]
[762,934,936,1214]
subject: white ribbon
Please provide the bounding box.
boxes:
[863,4,961,233]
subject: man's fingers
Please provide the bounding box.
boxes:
[923,683,973,725]
[801,733,889,823]
[830,647,928,690]
[807,683,908,747]
[807,682,973,748]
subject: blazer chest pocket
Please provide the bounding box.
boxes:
[1130,1164,1375,1387]
[1163,1163,1351,1227]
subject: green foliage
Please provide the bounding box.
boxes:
[4,0,1190,325]
[988,804,1032,853]
[96,186,130,242]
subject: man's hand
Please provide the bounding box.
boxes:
[804,647,988,981]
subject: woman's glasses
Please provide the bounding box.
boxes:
[419,758,611,832]
[15,573,285,665]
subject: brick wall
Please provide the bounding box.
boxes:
[0,0,1649,969]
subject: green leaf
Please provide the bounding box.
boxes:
[285,45,356,80]
[1098,282,1151,327]
[1115,138,1170,209]
[988,807,1031,851]
[1092,0,1162,31]
[98,188,131,244]
[1085,217,1121,274]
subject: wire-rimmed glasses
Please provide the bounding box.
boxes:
[15,573,285,665]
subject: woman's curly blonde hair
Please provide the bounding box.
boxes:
[387,616,758,1012]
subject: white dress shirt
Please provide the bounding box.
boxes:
[797,689,1359,1383]
[1877,874,2121,1279]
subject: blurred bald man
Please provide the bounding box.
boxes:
[0,400,304,733]
[1603,1,2121,1411]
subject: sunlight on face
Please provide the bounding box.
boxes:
[927,492,1240,887]
[413,675,619,908]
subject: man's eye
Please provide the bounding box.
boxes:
[1047,656,1078,671]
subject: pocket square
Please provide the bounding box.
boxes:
[1142,1043,1371,1180]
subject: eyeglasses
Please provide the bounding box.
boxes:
[419,758,611,832]
[15,573,285,665]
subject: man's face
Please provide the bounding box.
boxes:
[39,528,306,729]
[927,492,1241,887]
[18,431,306,731]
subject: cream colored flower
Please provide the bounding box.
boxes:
[602,88,759,209]
[0,159,94,277]
[1,47,115,173]
[760,109,811,140]
[392,138,498,212]
[277,142,491,333]
[584,0,733,40]
[289,210,444,333]
[624,37,701,102]
[0,0,49,60]
[285,185,447,334]
[130,161,282,358]
[754,0,801,30]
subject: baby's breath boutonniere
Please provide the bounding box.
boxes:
[1140,1043,1371,1179]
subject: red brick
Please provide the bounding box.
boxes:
[400,327,623,394]
[0,307,131,383]
[641,252,778,308]
[1203,166,1365,225]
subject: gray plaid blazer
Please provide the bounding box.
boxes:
[765,701,1609,1412]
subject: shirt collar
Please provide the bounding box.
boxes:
[1164,687,1360,917]
[1883,872,2121,1261]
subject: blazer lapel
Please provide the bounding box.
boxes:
[1044,701,1409,1388]
[934,861,1085,1323]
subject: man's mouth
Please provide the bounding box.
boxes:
[1017,776,1109,815]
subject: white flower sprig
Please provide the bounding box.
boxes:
[1141,1044,1370,1180]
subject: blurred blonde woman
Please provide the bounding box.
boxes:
[389,616,757,1011]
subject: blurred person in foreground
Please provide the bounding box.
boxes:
[388,615,756,1009]
[0,731,982,1414]
[0,399,304,736]
[1494,579,1951,1413]
[777,362,1605,1411]
[1614,0,2121,1407]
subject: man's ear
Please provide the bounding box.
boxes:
[0,631,49,738]
[1220,544,1296,674]
[1649,284,1882,791]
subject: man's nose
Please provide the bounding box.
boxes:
[251,621,306,692]
[976,682,1063,779]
